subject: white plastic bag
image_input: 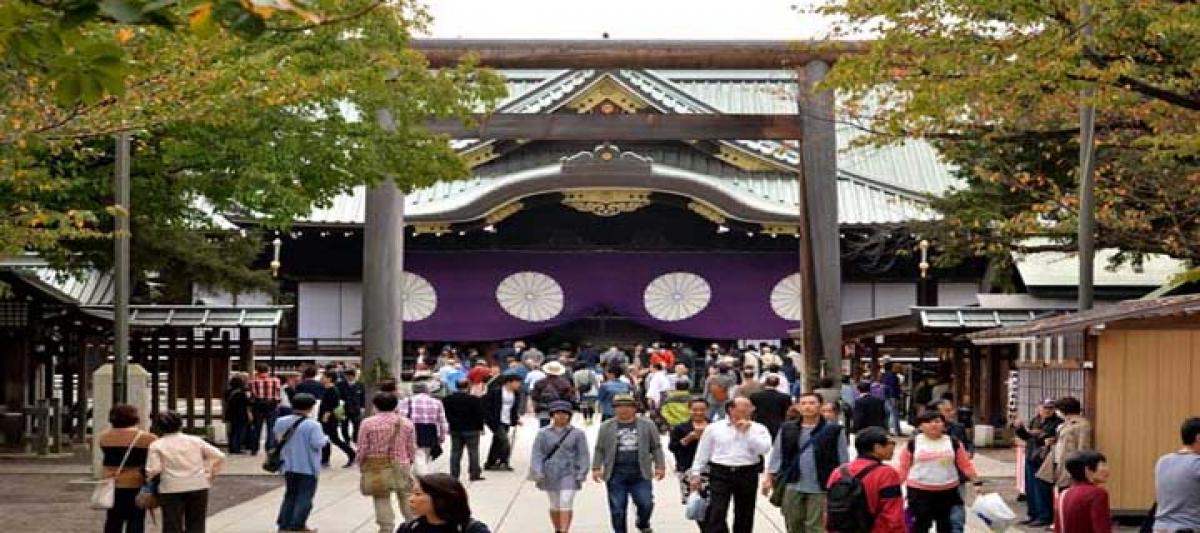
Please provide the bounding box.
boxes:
[966,492,1017,532]
[685,491,708,521]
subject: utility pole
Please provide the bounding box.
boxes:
[113,132,131,403]
[1077,0,1097,311]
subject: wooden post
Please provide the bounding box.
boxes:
[238,327,253,373]
[363,109,406,395]
[797,60,842,385]
[186,331,196,430]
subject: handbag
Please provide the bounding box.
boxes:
[135,479,160,510]
[92,431,142,509]
[263,416,307,473]
[360,417,409,497]
[407,400,440,449]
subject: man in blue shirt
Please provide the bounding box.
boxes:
[273,393,328,532]
[881,363,904,436]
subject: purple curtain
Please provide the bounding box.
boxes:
[404,251,800,341]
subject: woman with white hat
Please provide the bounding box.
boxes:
[530,401,589,533]
[532,361,576,428]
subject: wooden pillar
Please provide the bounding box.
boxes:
[148,333,160,414]
[184,331,196,430]
[363,109,406,391]
[797,59,842,384]
[165,331,176,415]
[979,346,995,425]
[238,327,253,373]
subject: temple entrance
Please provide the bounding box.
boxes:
[525,310,722,354]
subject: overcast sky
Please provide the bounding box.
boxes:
[420,0,838,40]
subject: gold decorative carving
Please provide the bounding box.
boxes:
[562,190,651,217]
[411,223,451,236]
[565,77,648,114]
[484,202,523,225]
[687,201,727,224]
[760,224,799,236]
[714,145,776,172]
[460,144,498,169]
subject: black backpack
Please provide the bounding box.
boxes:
[825,463,882,533]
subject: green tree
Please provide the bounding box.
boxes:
[817,0,1200,281]
[2,0,505,296]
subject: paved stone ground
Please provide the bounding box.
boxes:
[3,416,1100,532]
[206,415,1018,533]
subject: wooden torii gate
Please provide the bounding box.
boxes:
[365,39,866,386]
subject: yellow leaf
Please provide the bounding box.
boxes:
[116,27,135,44]
[189,2,217,37]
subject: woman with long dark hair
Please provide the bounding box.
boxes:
[395,473,490,532]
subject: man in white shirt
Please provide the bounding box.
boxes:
[644,363,673,409]
[483,374,523,471]
[689,396,773,533]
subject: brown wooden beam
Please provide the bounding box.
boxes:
[412,39,867,69]
[426,113,805,141]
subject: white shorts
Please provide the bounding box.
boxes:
[545,489,577,511]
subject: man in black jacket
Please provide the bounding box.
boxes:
[749,375,793,440]
[482,374,523,471]
[335,368,366,443]
[442,379,486,481]
[765,393,849,533]
[852,381,888,433]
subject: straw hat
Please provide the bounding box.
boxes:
[542,361,567,376]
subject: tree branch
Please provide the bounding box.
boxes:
[269,0,387,33]
[1083,47,1200,110]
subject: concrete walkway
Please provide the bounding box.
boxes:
[207,415,1016,532]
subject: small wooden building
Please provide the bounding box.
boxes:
[969,294,1200,513]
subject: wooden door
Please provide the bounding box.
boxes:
[1095,329,1200,512]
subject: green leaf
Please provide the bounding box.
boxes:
[79,76,104,104]
[59,4,101,29]
[141,0,179,13]
[98,0,144,23]
[54,75,82,107]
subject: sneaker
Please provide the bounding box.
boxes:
[498,463,514,471]
[469,475,486,481]
[639,528,653,533]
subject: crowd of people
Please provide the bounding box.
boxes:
[94,339,1200,533]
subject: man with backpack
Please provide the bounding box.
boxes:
[532,361,575,428]
[824,427,905,532]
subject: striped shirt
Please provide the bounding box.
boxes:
[249,373,281,402]
[397,394,449,442]
[356,412,416,465]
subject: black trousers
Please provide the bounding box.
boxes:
[160,489,208,533]
[485,423,512,466]
[321,418,356,465]
[103,487,145,533]
[339,410,362,443]
[907,486,961,533]
[704,464,759,533]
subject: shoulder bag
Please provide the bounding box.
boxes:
[770,425,828,507]
[263,416,307,473]
[92,431,142,509]
[527,427,573,482]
